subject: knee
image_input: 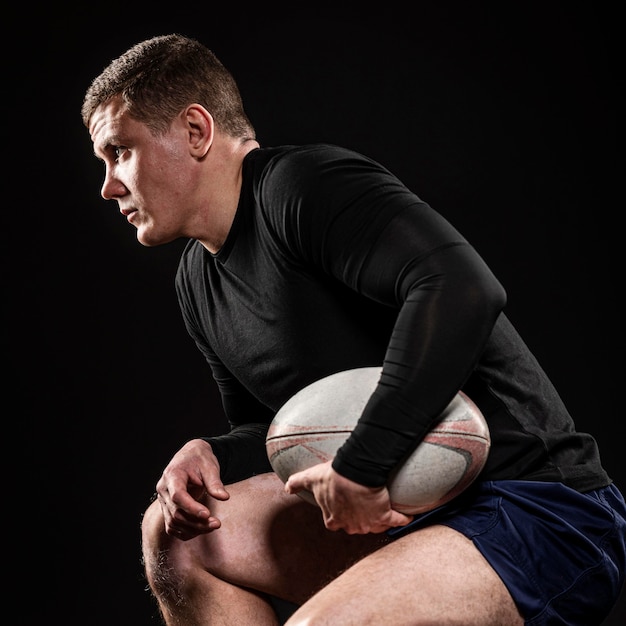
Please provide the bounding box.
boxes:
[141,497,172,575]
[139,500,196,612]
[141,498,165,554]
[140,500,181,592]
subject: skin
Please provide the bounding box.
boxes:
[90,98,524,624]
[90,95,255,252]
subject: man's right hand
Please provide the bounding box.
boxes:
[155,438,230,540]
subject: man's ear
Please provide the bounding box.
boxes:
[184,104,214,158]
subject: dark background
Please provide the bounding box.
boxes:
[9,3,623,624]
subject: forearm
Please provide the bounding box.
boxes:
[333,243,506,487]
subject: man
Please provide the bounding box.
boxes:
[83,34,625,625]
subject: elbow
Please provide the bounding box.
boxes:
[468,267,506,324]
[487,278,507,316]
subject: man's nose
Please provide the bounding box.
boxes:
[101,171,127,200]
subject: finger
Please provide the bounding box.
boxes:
[165,506,221,535]
[388,510,415,528]
[166,487,209,516]
[167,519,220,541]
[159,486,214,527]
[203,477,230,500]
[284,477,299,494]
[284,468,310,494]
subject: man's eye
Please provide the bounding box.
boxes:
[113,146,127,159]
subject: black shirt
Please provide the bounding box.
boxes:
[175,144,609,492]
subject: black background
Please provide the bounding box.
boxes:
[9,3,624,624]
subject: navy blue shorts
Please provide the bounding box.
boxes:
[387,480,626,625]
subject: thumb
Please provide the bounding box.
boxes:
[284,470,305,494]
[204,477,230,501]
[388,509,415,528]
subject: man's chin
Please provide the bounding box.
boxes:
[136,230,176,247]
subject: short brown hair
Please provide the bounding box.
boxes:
[81,33,255,139]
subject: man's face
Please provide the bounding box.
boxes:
[90,96,195,247]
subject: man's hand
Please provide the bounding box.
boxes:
[155,438,230,540]
[285,461,413,534]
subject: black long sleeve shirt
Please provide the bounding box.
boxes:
[175,144,609,492]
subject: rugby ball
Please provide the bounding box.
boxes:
[266,367,490,514]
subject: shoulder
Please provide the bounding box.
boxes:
[244,144,404,214]
[246,144,390,185]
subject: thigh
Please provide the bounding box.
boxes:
[285,525,523,626]
[173,473,387,602]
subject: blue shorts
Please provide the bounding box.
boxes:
[387,480,626,625]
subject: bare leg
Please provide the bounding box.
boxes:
[285,525,523,626]
[141,473,385,625]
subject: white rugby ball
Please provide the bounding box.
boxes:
[266,367,490,514]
